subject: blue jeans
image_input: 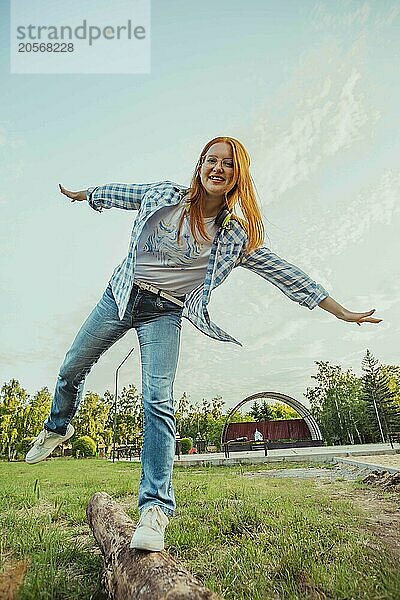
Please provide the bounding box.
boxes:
[44,282,185,517]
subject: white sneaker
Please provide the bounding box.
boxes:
[25,424,75,464]
[130,505,169,552]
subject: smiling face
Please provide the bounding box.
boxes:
[199,142,235,199]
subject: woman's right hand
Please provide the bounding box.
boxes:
[59,183,87,202]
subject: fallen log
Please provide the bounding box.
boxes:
[87,492,223,600]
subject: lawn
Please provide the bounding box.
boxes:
[0,458,399,600]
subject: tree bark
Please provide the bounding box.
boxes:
[87,492,223,600]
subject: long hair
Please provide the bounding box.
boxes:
[176,136,264,255]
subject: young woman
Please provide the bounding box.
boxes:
[25,136,382,551]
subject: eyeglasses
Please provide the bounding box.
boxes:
[203,156,234,169]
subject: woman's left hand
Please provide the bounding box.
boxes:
[339,308,383,326]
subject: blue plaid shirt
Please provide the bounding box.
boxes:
[87,180,329,347]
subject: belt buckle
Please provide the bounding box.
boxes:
[137,280,183,308]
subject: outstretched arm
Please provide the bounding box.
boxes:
[318,296,382,326]
[239,244,382,325]
[239,244,329,309]
[58,181,161,211]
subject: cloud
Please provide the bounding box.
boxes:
[250,67,380,204]
[294,169,400,266]
[0,126,6,146]
[373,5,400,27]
[324,69,371,155]
[310,1,400,31]
[0,124,24,182]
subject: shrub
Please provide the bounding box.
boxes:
[15,436,35,457]
[71,435,96,458]
[180,437,192,454]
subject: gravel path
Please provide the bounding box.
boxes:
[347,454,400,469]
[243,465,370,481]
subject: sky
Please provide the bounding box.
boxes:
[1,0,399,415]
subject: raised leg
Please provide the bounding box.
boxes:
[45,283,133,435]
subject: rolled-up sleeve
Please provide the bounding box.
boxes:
[239,245,329,309]
[86,182,161,212]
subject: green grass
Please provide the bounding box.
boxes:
[0,459,399,600]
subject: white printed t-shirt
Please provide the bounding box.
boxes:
[134,203,218,297]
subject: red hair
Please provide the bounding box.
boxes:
[177,136,264,254]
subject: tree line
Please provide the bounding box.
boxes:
[1,348,399,459]
[306,349,400,445]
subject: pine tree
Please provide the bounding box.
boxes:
[248,400,274,421]
[361,350,400,442]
